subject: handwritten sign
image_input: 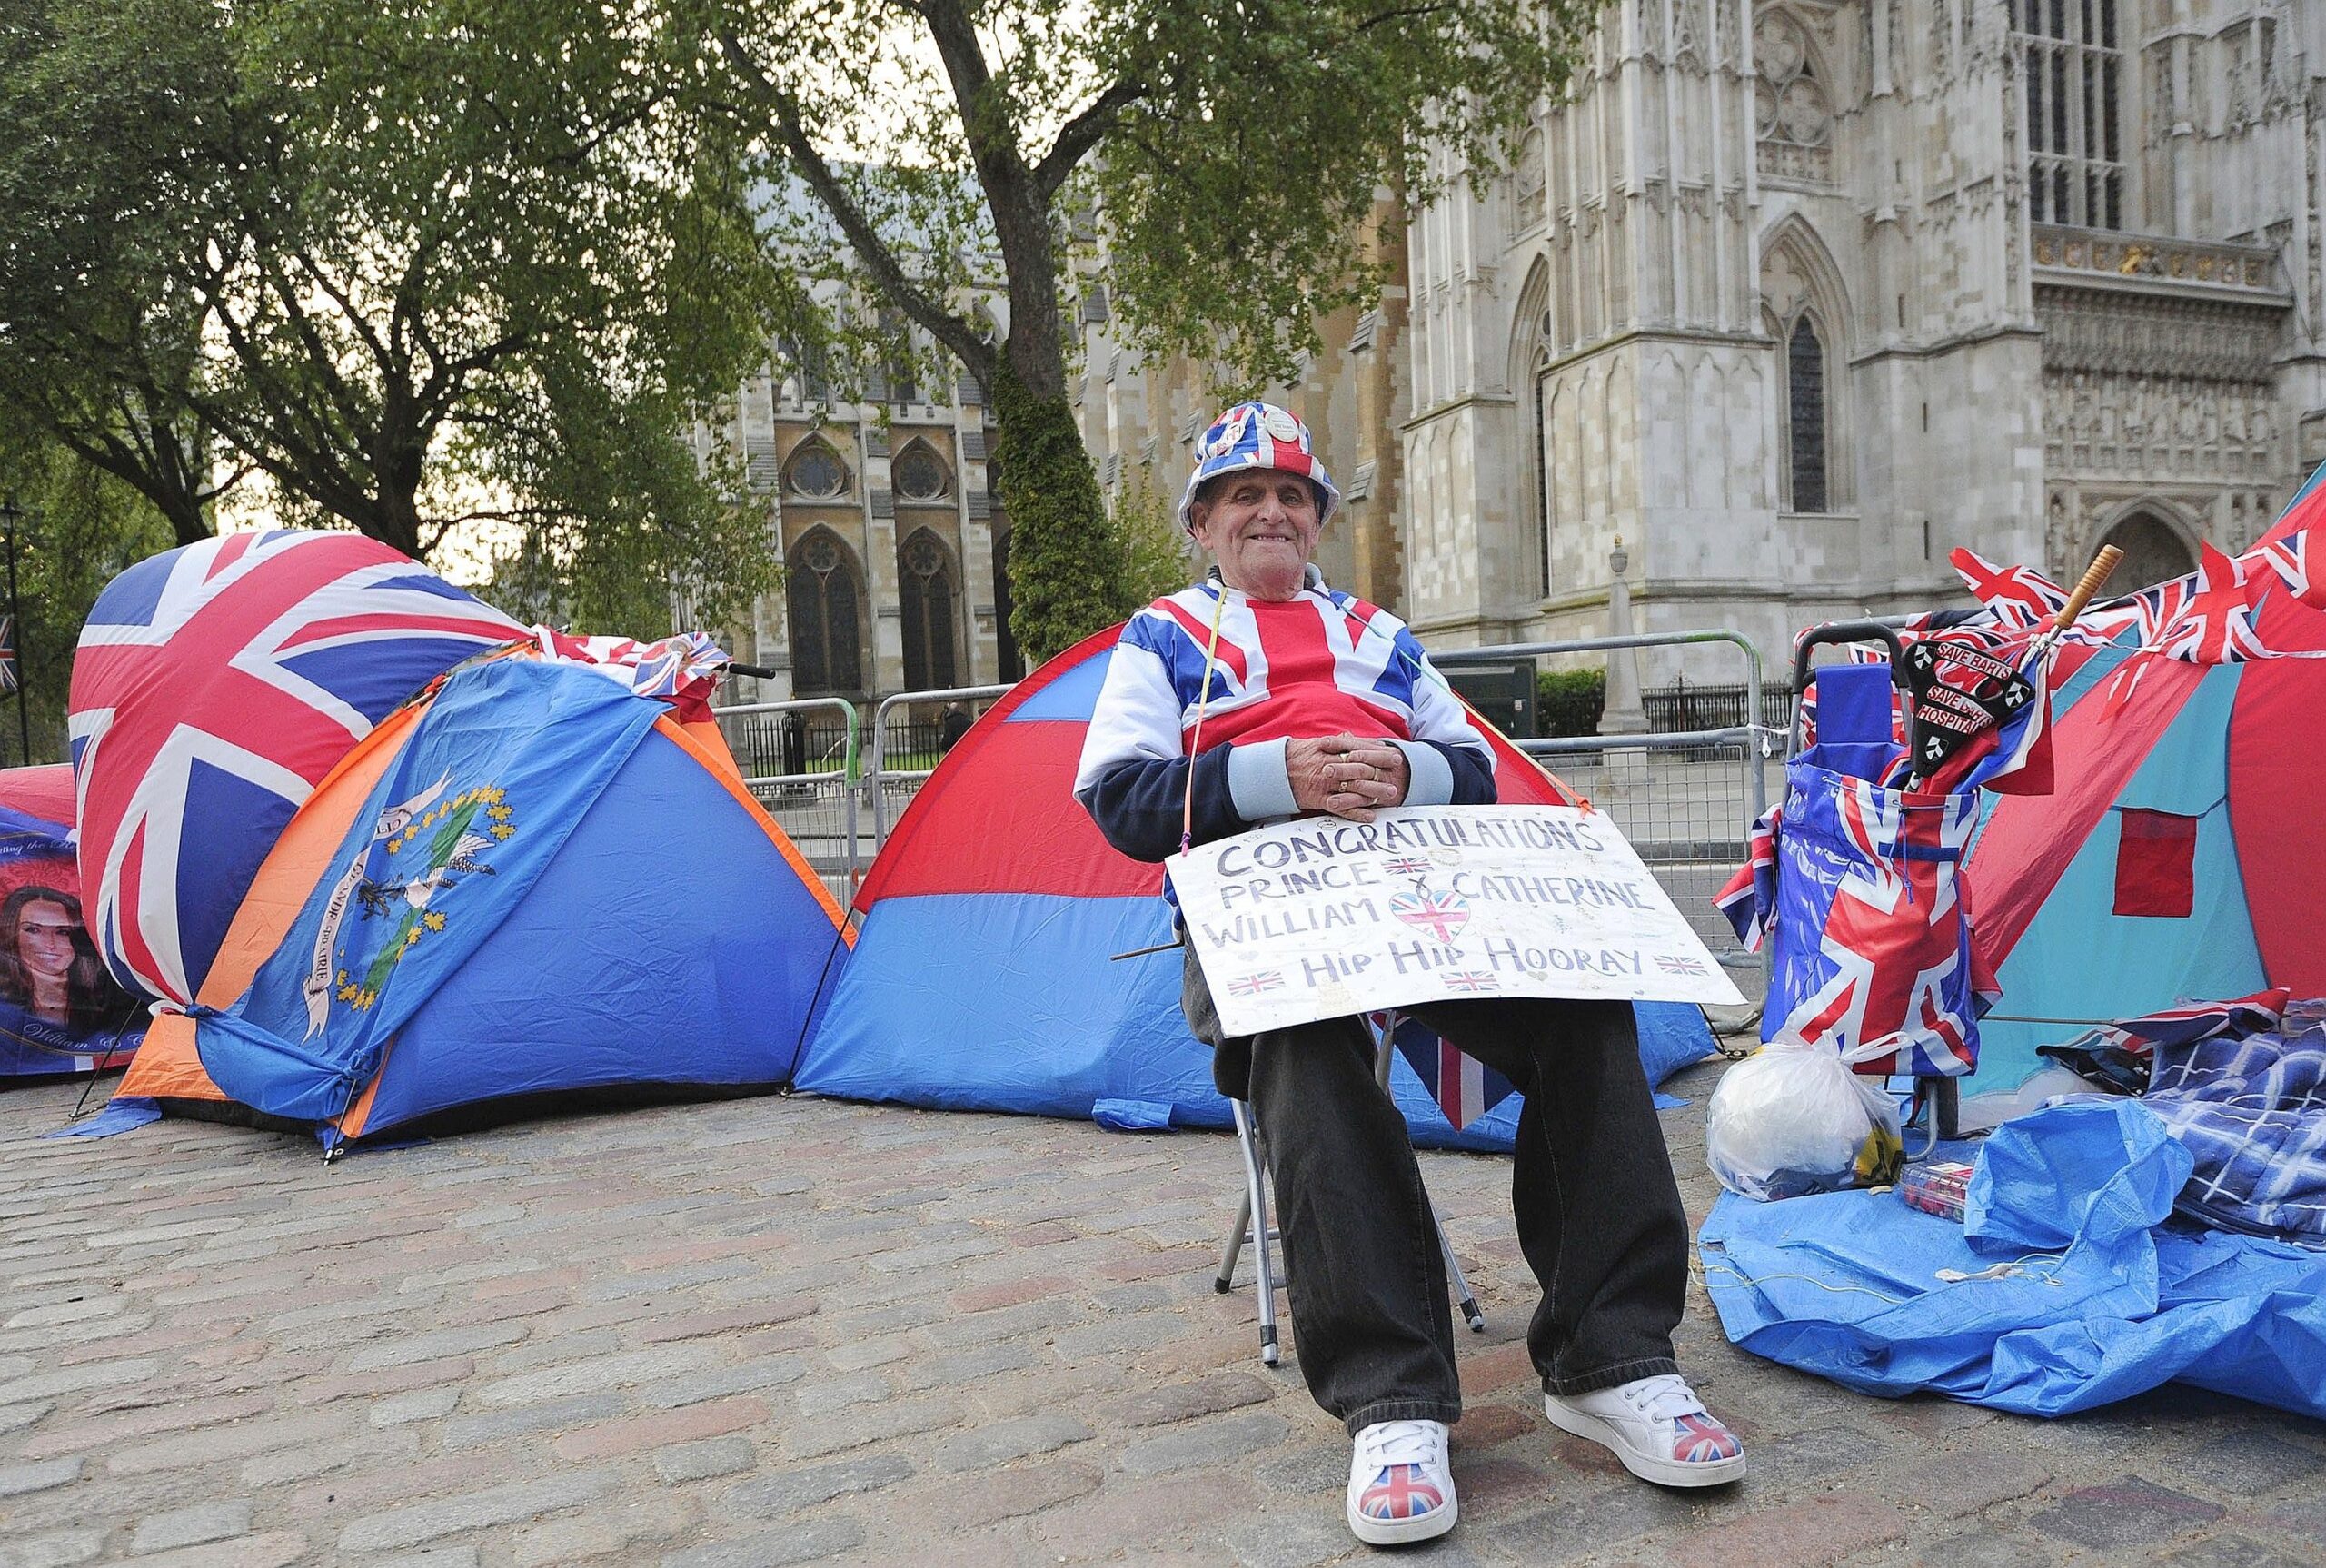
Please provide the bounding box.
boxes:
[1166,805,1743,1036]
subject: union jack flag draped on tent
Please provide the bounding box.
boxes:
[68,531,523,1004]
[528,629,731,723]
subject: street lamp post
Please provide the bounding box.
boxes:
[0,501,29,765]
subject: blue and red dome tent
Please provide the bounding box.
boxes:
[115,655,850,1148]
[791,627,1715,1151]
[1955,462,2326,1111]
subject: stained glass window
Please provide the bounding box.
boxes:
[899,531,958,691]
[786,439,849,500]
[1787,315,1828,515]
[787,531,862,695]
[892,444,949,503]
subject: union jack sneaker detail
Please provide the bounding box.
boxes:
[1345,1419,1456,1546]
[1543,1374,1746,1488]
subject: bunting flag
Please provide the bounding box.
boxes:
[1947,549,2069,631]
[2251,529,2325,609]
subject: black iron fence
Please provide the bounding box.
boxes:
[721,713,855,777]
[1642,680,1795,735]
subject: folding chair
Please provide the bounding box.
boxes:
[1212,1012,1485,1366]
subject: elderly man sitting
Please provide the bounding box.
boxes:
[1073,402,1743,1547]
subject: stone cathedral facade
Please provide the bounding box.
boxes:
[723,0,2323,704]
[1398,0,2323,679]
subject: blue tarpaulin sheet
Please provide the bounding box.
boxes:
[1698,1100,2326,1421]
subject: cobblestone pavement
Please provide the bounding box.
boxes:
[3,1058,2322,1568]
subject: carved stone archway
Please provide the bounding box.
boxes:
[2095,506,2200,590]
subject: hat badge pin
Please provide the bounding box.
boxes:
[1260,406,1303,444]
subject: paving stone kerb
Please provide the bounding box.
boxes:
[3,1062,2321,1565]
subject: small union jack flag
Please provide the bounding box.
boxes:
[2251,525,2326,610]
[1388,888,1470,943]
[0,615,15,695]
[1655,954,1707,977]
[1442,971,1498,993]
[1382,857,1433,876]
[2056,987,2291,1057]
[1228,970,1284,997]
[1378,1014,1516,1131]
[1948,548,2068,630]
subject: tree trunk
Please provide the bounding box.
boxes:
[159,491,212,549]
[989,358,1124,666]
[979,189,1121,663]
[369,416,427,560]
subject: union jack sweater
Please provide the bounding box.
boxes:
[1074,571,1496,863]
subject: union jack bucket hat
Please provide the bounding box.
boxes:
[1178,401,1341,531]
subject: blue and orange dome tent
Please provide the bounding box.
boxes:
[77,532,849,1149]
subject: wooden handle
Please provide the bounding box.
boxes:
[2053,545,2124,632]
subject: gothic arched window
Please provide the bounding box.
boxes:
[892,441,951,503]
[2015,0,2124,229]
[785,437,850,501]
[1784,314,1829,514]
[899,530,959,691]
[1754,12,1833,183]
[787,531,864,696]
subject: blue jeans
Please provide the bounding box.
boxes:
[1183,948,1687,1434]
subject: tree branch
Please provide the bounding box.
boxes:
[714,28,993,383]
[1032,77,1146,197]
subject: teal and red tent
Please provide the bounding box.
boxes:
[1946,463,2326,1107]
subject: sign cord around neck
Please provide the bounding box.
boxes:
[1179,582,1232,855]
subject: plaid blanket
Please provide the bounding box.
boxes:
[2142,1016,2326,1246]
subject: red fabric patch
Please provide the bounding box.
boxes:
[2113,809,2198,918]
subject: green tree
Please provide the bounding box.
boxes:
[0,430,177,764]
[0,0,237,546]
[0,0,803,630]
[1109,474,1193,607]
[701,0,1585,662]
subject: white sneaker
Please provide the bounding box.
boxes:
[1543,1374,1746,1487]
[1344,1418,1457,1546]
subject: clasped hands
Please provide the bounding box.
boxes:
[1285,733,1409,823]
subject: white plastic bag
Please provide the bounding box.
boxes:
[1705,1035,1904,1201]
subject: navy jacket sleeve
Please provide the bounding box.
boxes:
[1076,744,1245,865]
[1417,738,1498,806]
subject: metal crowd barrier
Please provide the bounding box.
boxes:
[866,682,1011,845]
[1459,630,1775,978]
[784,629,1774,976]
[711,696,863,891]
